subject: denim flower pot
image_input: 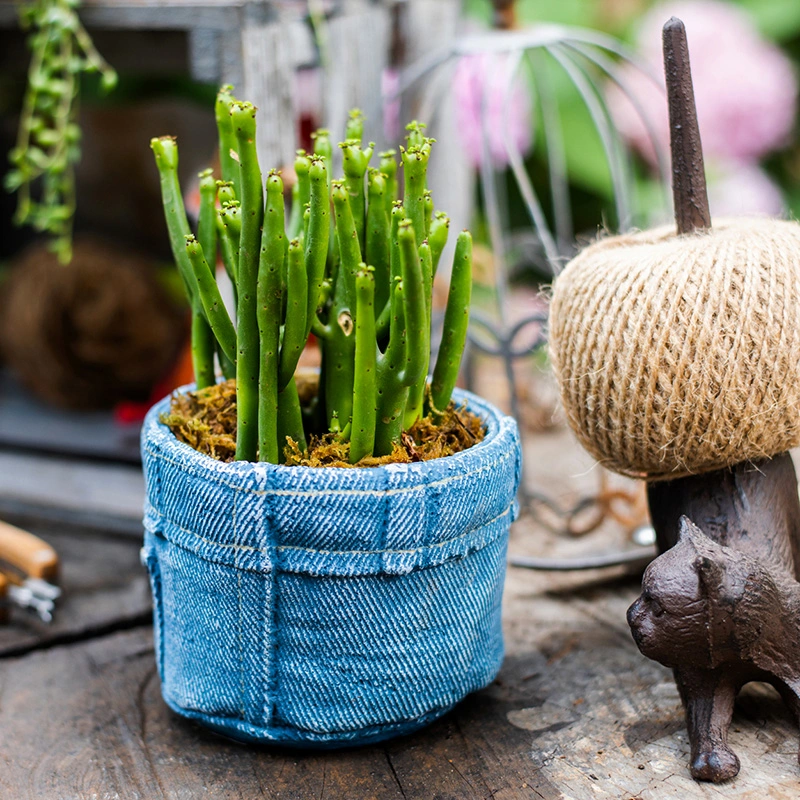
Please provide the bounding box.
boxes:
[141,387,521,748]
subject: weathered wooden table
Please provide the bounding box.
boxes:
[1,426,798,799]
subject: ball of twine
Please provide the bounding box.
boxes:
[549,217,800,481]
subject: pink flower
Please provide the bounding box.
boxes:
[452,51,532,168]
[610,1,797,166]
[708,162,785,217]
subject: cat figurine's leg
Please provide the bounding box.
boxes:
[674,667,740,782]
[773,679,800,767]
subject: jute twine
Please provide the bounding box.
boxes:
[549,218,800,481]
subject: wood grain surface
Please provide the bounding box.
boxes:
[1,429,798,798]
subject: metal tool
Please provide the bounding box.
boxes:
[0,520,61,622]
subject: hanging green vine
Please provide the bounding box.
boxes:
[5,0,117,264]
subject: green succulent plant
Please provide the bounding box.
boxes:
[152,88,472,465]
[6,0,117,263]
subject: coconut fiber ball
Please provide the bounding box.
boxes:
[0,236,185,410]
[549,218,800,481]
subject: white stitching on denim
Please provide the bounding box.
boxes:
[147,503,513,558]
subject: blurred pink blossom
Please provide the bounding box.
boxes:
[708,162,785,217]
[452,51,532,168]
[610,1,797,166]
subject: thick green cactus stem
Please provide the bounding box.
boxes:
[400,138,432,250]
[197,167,217,287]
[379,150,398,215]
[184,234,238,365]
[331,179,361,308]
[304,156,330,337]
[375,201,405,339]
[256,170,286,464]
[340,138,374,254]
[429,211,450,277]
[216,201,240,292]
[216,180,235,206]
[278,379,307,457]
[374,279,408,456]
[311,129,333,187]
[366,168,390,315]
[430,230,473,414]
[231,101,263,462]
[215,86,240,198]
[287,150,310,240]
[350,265,377,463]
[150,137,194,300]
[405,120,427,148]
[345,109,364,142]
[423,190,434,239]
[150,136,215,388]
[324,179,360,429]
[191,312,216,389]
[374,222,427,455]
[397,223,428,392]
[278,238,307,389]
[404,239,433,428]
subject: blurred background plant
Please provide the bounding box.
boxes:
[5,0,117,264]
[0,0,798,515]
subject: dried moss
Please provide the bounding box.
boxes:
[162,379,485,467]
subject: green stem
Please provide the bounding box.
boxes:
[379,150,398,217]
[429,211,450,277]
[216,202,239,302]
[345,108,364,142]
[197,168,216,271]
[403,238,433,428]
[366,168,390,316]
[350,266,377,462]
[397,221,427,392]
[430,230,472,414]
[184,234,238,365]
[400,137,432,251]
[340,139,374,255]
[151,136,216,387]
[191,309,216,390]
[232,101,263,462]
[278,238,308,389]
[277,378,307,458]
[256,170,286,464]
[423,189,433,239]
[304,156,330,338]
[287,150,310,240]
[374,280,407,456]
[215,86,240,197]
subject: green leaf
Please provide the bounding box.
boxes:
[736,0,800,40]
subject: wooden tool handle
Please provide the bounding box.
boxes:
[0,520,59,583]
[0,572,8,624]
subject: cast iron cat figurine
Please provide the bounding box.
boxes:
[628,453,800,782]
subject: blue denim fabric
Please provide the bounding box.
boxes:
[141,387,522,748]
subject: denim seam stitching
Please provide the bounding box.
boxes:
[147,503,513,559]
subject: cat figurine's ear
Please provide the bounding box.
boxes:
[677,516,728,598]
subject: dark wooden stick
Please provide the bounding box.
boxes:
[662,17,711,235]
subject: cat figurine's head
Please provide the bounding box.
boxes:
[627,517,756,669]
